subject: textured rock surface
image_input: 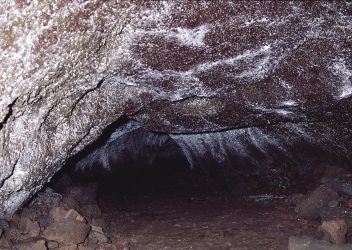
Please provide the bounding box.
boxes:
[0,1,352,217]
[288,236,352,250]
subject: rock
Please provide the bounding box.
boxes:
[89,225,110,243]
[322,176,352,196]
[97,242,119,250]
[0,220,9,239]
[18,217,41,240]
[91,218,107,231]
[29,188,62,210]
[319,219,347,244]
[288,235,352,250]
[58,245,78,250]
[20,189,62,228]
[80,204,101,219]
[78,236,99,250]
[320,205,352,227]
[110,239,130,250]
[0,236,12,250]
[59,197,80,211]
[50,207,85,223]
[42,220,90,245]
[4,222,21,243]
[47,241,59,249]
[77,246,91,250]
[1,1,352,218]
[14,239,47,250]
[295,186,338,219]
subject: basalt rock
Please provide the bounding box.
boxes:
[0,1,352,218]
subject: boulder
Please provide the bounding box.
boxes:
[42,219,89,245]
[319,219,347,244]
[13,239,47,250]
[89,225,110,243]
[295,186,338,219]
[50,207,85,223]
[47,241,59,249]
[18,217,41,240]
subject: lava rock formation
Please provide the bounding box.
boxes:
[0,1,351,218]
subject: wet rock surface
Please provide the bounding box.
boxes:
[0,1,352,218]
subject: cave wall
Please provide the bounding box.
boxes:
[0,1,351,218]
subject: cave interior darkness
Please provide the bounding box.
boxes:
[33,117,352,249]
[50,116,337,200]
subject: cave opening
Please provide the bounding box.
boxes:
[2,1,352,249]
[1,115,352,249]
[13,118,349,250]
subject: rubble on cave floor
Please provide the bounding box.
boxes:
[2,165,352,249]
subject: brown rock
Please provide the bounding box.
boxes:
[59,197,80,211]
[58,244,78,250]
[19,217,41,239]
[50,207,85,223]
[111,239,130,250]
[42,220,90,245]
[90,225,110,243]
[77,246,90,250]
[91,218,107,230]
[47,240,59,249]
[295,185,339,219]
[4,222,21,243]
[0,235,12,250]
[289,235,352,250]
[78,236,99,250]
[80,204,101,219]
[14,239,47,250]
[319,219,347,244]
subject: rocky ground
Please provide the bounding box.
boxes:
[1,165,352,249]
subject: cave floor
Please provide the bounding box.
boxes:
[99,191,319,250]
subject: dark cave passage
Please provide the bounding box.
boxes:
[31,119,352,250]
[47,158,334,249]
[1,1,352,249]
[2,118,352,249]
[38,124,347,250]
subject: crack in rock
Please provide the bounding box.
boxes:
[0,98,18,132]
[69,78,105,117]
